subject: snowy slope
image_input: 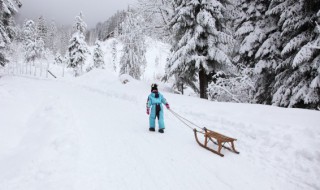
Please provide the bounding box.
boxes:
[0,69,319,190]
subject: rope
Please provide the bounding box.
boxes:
[168,109,205,134]
[169,109,203,130]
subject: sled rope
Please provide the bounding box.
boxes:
[168,109,204,133]
[168,109,240,157]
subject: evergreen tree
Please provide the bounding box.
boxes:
[137,0,176,41]
[266,0,320,109]
[111,39,117,71]
[37,16,47,46]
[22,20,45,69]
[233,0,280,104]
[0,0,21,66]
[207,69,255,103]
[119,12,147,79]
[58,25,71,55]
[165,0,234,99]
[73,12,87,34]
[47,20,57,53]
[93,41,105,68]
[233,0,275,68]
[54,52,63,64]
[67,13,89,76]
[94,10,127,40]
[22,20,36,42]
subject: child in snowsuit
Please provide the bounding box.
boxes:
[146,84,170,133]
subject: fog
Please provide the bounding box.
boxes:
[18,0,136,28]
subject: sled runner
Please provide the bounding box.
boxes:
[194,128,239,157]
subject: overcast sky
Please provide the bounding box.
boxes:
[18,0,137,28]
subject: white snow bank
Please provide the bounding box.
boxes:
[0,70,319,190]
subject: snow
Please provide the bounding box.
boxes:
[1,26,319,190]
[101,37,170,82]
[142,37,170,81]
[1,68,320,190]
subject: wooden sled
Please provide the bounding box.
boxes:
[194,128,239,157]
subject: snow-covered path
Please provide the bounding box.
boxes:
[1,72,320,190]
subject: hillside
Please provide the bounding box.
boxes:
[0,69,319,190]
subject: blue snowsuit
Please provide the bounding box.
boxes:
[147,92,168,129]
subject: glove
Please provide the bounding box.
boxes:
[147,108,150,115]
[165,103,170,109]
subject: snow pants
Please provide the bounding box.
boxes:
[149,104,165,129]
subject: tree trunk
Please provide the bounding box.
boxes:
[46,61,49,78]
[199,67,208,99]
[181,83,184,95]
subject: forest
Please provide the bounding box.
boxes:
[1,0,320,110]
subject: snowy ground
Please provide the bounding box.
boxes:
[0,69,319,190]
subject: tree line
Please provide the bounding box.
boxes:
[1,0,319,109]
[131,0,320,109]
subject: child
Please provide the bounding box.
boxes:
[146,83,170,133]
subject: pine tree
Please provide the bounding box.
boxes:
[119,12,147,79]
[311,19,320,95]
[233,0,281,104]
[111,39,117,71]
[37,16,47,46]
[58,25,71,55]
[67,13,89,76]
[22,20,36,42]
[67,33,88,76]
[0,0,21,66]
[137,0,176,41]
[233,0,275,68]
[93,41,105,69]
[165,0,234,99]
[22,20,45,72]
[207,69,255,103]
[47,20,58,53]
[267,0,320,109]
[73,12,87,34]
[54,52,63,64]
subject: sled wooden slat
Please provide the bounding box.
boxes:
[194,128,239,157]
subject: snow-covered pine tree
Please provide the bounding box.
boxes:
[54,52,63,64]
[119,12,147,79]
[22,20,45,74]
[93,40,105,69]
[173,72,199,94]
[67,13,89,76]
[73,12,86,34]
[165,0,234,99]
[0,0,21,66]
[22,20,36,43]
[68,33,88,76]
[267,0,320,109]
[233,0,275,68]
[312,16,320,95]
[47,20,57,53]
[37,16,48,46]
[207,68,255,103]
[137,0,176,41]
[58,25,71,55]
[111,39,117,71]
[24,37,45,64]
[233,0,281,104]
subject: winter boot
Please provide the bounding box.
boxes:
[158,129,164,133]
[149,128,155,132]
